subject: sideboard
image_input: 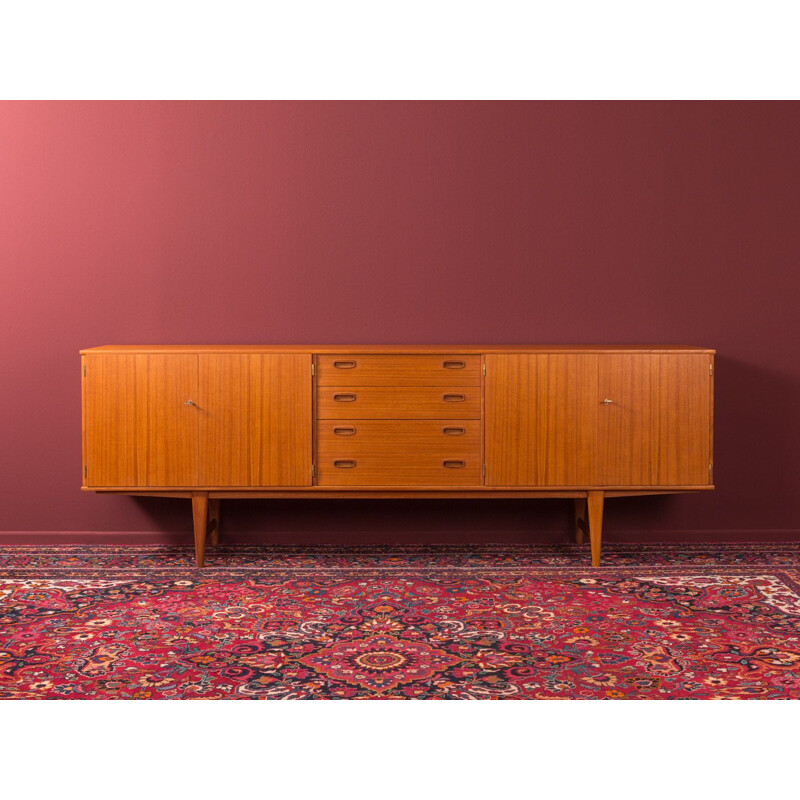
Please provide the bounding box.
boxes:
[80,345,715,566]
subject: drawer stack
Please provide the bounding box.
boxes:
[315,354,483,486]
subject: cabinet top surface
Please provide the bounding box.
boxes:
[81,344,716,354]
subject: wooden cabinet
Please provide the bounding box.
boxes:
[316,420,482,486]
[83,354,200,487]
[81,345,714,567]
[316,354,482,486]
[197,354,311,488]
[485,353,598,487]
[484,352,713,488]
[317,386,482,419]
[316,354,482,386]
[83,351,311,489]
[595,353,711,486]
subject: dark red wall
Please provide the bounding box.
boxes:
[1,101,798,543]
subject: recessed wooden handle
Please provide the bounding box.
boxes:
[333,459,357,468]
[333,426,357,436]
[443,460,466,468]
[333,360,357,369]
[443,360,466,369]
[333,393,357,402]
[442,426,465,435]
[442,393,466,402]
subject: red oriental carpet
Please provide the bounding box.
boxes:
[1,543,800,699]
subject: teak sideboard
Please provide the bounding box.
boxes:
[80,345,715,567]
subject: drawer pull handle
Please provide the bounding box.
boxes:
[333,459,357,468]
[443,460,466,468]
[442,426,465,435]
[442,393,466,402]
[333,360,357,369]
[333,426,357,436]
[333,393,357,402]
[443,360,466,369]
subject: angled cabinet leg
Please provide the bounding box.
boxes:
[573,497,588,544]
[208,499,221,547]
[191,492,209,568]
[587,491,604,567]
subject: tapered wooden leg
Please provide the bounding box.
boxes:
[191,492,209,568]
[208,498,221,547]
[587,491,604,567]
[573,497,587,544]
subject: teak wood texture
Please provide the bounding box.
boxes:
[485,354,598,487]
[81,345,715,567]
[316,386,482,420]
[316,354,482,386]
[83,354,200,487]
[596,353,711,486]
[316,419,482,486]
[83,352,311,488]
[484,353,712,488]
[198,353,311,487]
[83,345,714,354]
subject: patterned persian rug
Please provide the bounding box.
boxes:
[1,543,800,700]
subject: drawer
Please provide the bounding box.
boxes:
[316,420,482,486]
[316,354,481,386]
[318,419,481,454]
[316,386,482,419]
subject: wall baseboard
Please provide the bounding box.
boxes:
[0,530,799,545]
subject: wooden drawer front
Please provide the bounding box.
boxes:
[316,355,481,386]
[316,420,481,486]
[318,420,480,454]
[317,386,481,419]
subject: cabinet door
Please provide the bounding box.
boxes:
[198,354,312,487]
[84,354,199,487]
[485,354,598,486]
[596,353,711,486]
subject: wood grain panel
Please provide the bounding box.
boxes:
[596,354,711,486]
[316,419,481,486]
[316,386,481,419]
[86,484,710,495]
[83,345,716,355]
[485,354,598,486]
[81,355,87,486]
[654,354,711,486]
[84,354,199,487]
[595,353,654,486]
[317,420,480,456]
[316,458,482,487]
[316,354,481,386]
[198,354,311,486]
